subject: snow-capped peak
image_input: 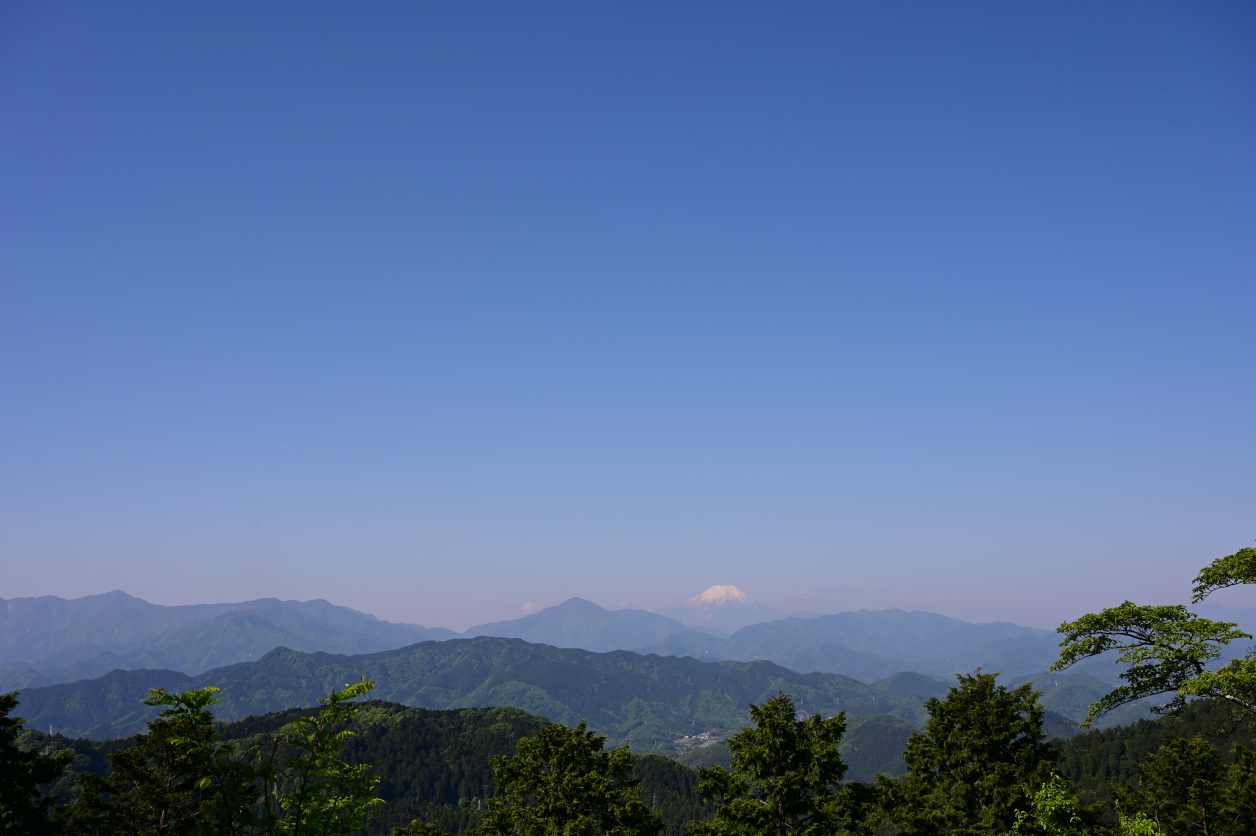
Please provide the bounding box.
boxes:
[686,585,757,607]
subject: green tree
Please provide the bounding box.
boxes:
[61,679,382,836]
[1106,736,1256,836]
[1117,812,1161,836]
[390,821,443,836]
[1053,542,1256,728]
[883,672,1060,836]
[62,687,230,836]
[479,720,660,836]
[686,692,863,836]
[268,677,383,836]
[1111,736,1228,836]
[1011,774,1086,836]
[1224,746,1256,835]
[0,692,71,836]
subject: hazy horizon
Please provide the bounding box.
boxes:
[6,584,1256,636]
[2,3,1254,631]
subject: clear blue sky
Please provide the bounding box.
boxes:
[2,2,1253,630]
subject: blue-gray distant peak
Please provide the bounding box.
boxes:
[0,592,452,692]
[461,599,691,653]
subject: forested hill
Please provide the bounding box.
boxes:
[1056,698,1255,805]
[32,701,712,836]
[14,637,922,749]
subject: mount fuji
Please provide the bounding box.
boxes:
[664,585,784,634]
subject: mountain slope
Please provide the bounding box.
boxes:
[13,637,923,747]
[723,609,1051,670]
[0,592,454,690]
[463,598,690,652]
[662,586,784,634]
[1004,671,1158,729]
[636,610,1069,682]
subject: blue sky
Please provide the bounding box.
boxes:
[2,2,1254,630]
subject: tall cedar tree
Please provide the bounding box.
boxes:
[883,672,1060,836]
[0,692,71,835]
[479,720,661,836]
[686,691,869,836]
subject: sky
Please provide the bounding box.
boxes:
[1,2,1254,631]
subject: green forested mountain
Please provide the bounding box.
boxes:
[13,637,923,750]
[0,592,454,691]
[463,598,691,653]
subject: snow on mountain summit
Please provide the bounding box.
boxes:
[685,585,757,607]
[666,585,784,634]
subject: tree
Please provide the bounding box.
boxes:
[1111,736,1228,836]
[1103,735,1256,836]
[62,687,231,836]
[686,691,862,836]
[0,692,71,836]
[267,677,383,836]
[1053,542,1256,728]
[1117,813,1161,836]
[61,678,383,836]
[479,720,660,836]
[390,821,443,836]
[883,672,1062,835]
[1011,774,1086,836]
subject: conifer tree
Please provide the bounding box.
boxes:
[883,672,1062,835]
[0,692,71,836]
[480,721,660,836]
[686,691,866,836]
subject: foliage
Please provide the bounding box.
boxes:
[882,672,1061,835]
[479,720,661,836]
[1116,812,1160,836]
[1053,603,1249,725]
[1054,699,1253,804]
[1011,774,1086,836]
[60,686,234,836]
[0,692,71,835]
[58,679,383,836]
[391,821,444,836]
[1191,545,1256,601]
[1109,735,1256,836]
[268,677,384,836]
[685,692,862,836]
[1053,542,1256,728]
[631,755,713,836]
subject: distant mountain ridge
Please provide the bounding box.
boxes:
[13,637,926,747]
[0,592,454,691]
[461,597,689,652]
[6,588,1189,699]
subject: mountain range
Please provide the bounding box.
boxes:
[0,592,454,691]
[3,587,1197,698]
[12,636,927,745]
